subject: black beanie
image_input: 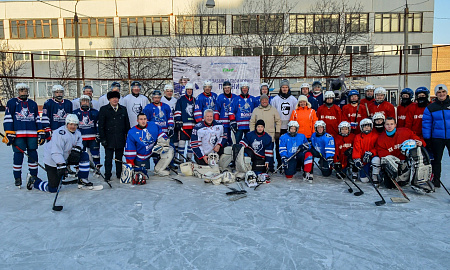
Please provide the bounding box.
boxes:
[107,91,121,100]
[255,119,265,129]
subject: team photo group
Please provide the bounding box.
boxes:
[2,77,450,200]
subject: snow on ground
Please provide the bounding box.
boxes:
[0,142,449,269]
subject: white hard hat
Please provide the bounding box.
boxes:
[240,81,250,88]
[374,87,387,96]
[324,91,335,100]
[364,85,375,91]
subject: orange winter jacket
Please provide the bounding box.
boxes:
[289,105,318,138]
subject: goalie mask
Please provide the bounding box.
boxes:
[287,120,299,137]
[314,120,326,136]
[400,139,417,156]
[208,152,220,166]
[245,171,257,188]
[222,171,235,184]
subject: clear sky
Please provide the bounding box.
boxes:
[433,0,449,44]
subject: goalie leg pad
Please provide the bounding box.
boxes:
[236,146,252,173]
[192,164,221,179]
[180,162,193,176]
[120,163,134,184]
[154,146,174,176]
[219,146,233,171]
[381,155,401,180]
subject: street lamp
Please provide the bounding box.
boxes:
[206,0,215,8]
[74,0,81,97]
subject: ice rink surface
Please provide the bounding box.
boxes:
[0,141,449,269]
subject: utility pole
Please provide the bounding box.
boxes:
[74,0,81,97]
[403,1,409,89]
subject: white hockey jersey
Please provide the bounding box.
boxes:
[43,125,83,167]
[161,96,177,113]
[122,94,149,127]
[191,121,227,159]
[271,95,298,129]
[98,94,124,109]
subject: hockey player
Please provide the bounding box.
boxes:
[300,83,319,111]
[143,90,174,136]
[26,114,95,192]
[311,81,324,107]
[41,84,73,139]
[405,87,430,139]
[194,80,217,123]
[229,81,259,142]
[174,83,195,162]
[372,112,386,135]
[317,91,342,138]
[366,87,395,118]
[352,118,379,183]
[341,90,368,134]
[396,88,415,128]
[124,113,173,177]
[191,109,227,165]
[73,95,101,171]
[239,119,274,174]
[72,85,100,111]
[214,80,236,146]
[98,82,123,108]
[333,121,356,180]
[255,83,273,105]
[304,120,336,181]
[270,79,298,170]
[279,121,310,179]
[2,83,43,188]
[122,81,149,128]
[360,85,375,110]
[375,117,425,188]
[161,84,178,111]
[289,95,318,139]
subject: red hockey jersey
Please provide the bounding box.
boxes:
[317,104,342,138]
[334,133,355,168]
[352,131,379,162]
[405,103,427,138]
[341,103,368,134]
[376,127,424,160]
[367,101,395,119]
[396,103,414,128]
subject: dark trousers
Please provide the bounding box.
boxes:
[275,129,287,167]
[104,147,124,180]
[431,138,450,181]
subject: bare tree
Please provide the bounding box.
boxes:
[100,37,172,97]
[301,0,383,77]
[0,43,27,102]
[49,55,77,92]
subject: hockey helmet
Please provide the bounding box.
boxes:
[15,83,29,91]
[185,82,194,90]
[338,121,351,136]
[52,84,65,93]
[401,88,414,101]
[312,81,322,88]
[260,82,269,89]
[208,152,220,166]
[130,81,142,88]
[223,81,232,87]
[111,81,121,89]
[83,85,93,92]
[203,80,213,88]
[372,112,385,122]
[65,114,79,126]
[314,120,326,135]
[301,82,310,89]
[400,139,417,156]
[164,84,174,92]
[415,87,430,98]
[359,118,373,134]
[364,85,375,92]
[245,171,257,188]
[287,120,299,136]
[79,94,91,103]
[240,81,250,89]
[323,90,335,100]
[347,89,360,98]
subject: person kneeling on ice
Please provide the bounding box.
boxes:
[238,119,274,175]
[26,114,96,192]
[374,117,426,189]
[333,121,356,181]
[352,118,380,183]
[305,121,336,182]
[279,121,311,180]
[124,113,173,178]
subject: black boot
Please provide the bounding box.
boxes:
[78,178,93,187]
[15,178,22,188]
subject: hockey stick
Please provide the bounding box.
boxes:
[0,132,46,170]
[389,177,410,203]
[91,162,112,188]
[437,177,450,196]
[361,167,386,206]
[335,166,364,196]
[273,144,308,174]
[315,151,355,194]
[52,175,65,211]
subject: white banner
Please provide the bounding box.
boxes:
[172,56,261,97]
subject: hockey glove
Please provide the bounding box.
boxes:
[37,130,46,146]
[230,121,238,133]
[344,148,353,158]
[354,158,363,169]
[299,142,310,153]
[334,162,342,172]
[44,128,52,142]
[281,157,288,168]
[67,146,82,165]
[362,151,373,164]
[95,134,101,144]
[2,131,16,146]
[167,126,174,137]
[56,163,68,178]
[326,158,334,168]
[175,121,183,130]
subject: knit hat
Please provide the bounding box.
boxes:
[255,119,265,129]
[297,95,311,108]
[260,94,269,101]
[107,91,121,100]
[280,79,290,87]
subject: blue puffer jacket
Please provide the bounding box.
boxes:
[422,96,450,139]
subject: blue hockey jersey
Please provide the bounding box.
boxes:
[41,99,73,132]
[174,95,195,130]
[279,132,309,158]
[191,121,227,159]
[73,108,99,141]
[194,92,217,122]
[311,92,323,107]
[214,93,236,128]
[310,132,335,159]
[3,97,41,137]
[240,131,274,164]
[229,95,258,130]
[142,102,174,133]
[125,121,167,163]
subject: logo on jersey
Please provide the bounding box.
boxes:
[185,103,194,117]
[251,139,263,152]
[15,107,35,121]
[132,104,143,115]
[209,134,218,145]
[281,102,291,115]
[53,109,67,122]
[207,99,215,110]
[79,115,94,129]
[140,129,155,151]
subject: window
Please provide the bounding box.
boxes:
[233,47,281,56]
[289,14,339,33]
[176,15,226,35]
[13,51,31,61]
[374,45,421,55]
[345,13,369,33]
[10,19,58,39]
[233,14,283,34]
[120,16,169,36]
[374,13,422,33]
[64,18,114,37]
[346,45,368,55]
[0,21,4,39]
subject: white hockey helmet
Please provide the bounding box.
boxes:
[301,83,310,89]
[260,83,269,89]
[185,82,194,89]
[203,80,213,88]
[323,90,335,100]
[364,85,375,92]
[359,118,373,134]
[65,114,79,126]
[79,94,91,103]
[374,87,387,96]
[314,120,326,134]
[240,81,250,89]
[15,83,29,91]
[208,152,220,166]
[164,84,174,91]
[338,121,351,136]
[52,84,64,92]
[287,120,300,135]
[372,112,385,122]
